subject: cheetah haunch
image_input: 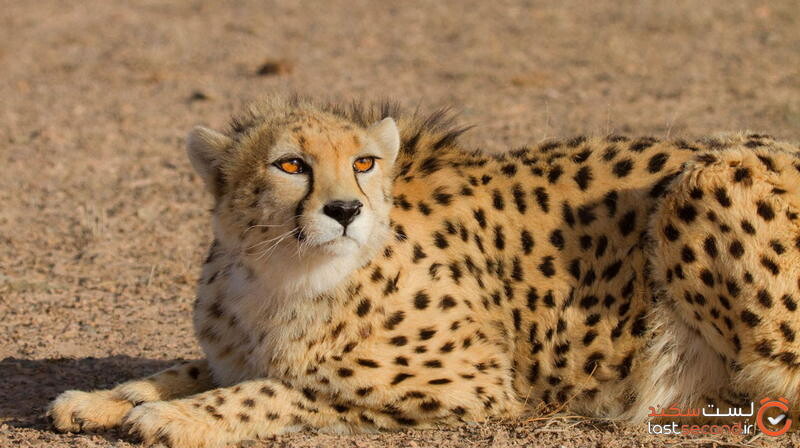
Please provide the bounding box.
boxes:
[49,97,800,447]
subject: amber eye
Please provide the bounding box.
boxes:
[275,158,306,174]
[353,156,376,173]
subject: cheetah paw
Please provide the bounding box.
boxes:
[123,401,236,448]
[48,389,133,432]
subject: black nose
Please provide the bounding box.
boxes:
[323,200,363,227]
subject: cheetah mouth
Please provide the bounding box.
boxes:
[316,235,359,249]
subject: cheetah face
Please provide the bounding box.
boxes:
[186,112,400,265]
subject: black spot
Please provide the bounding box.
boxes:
[526,287,539,311]
[703,236,718,258]
[561,201,576,228]
[357,359,380,368]
[584,352,605,374]
[417,202,432,215]
[602,145,618,160]
[574,166,593,190]
[603,191,618,217]
[433,232,448,249]
[729,240,745,258]
[473,209,487,229]
[439,295,457,310]
[664,223,680,241]
[761,256,780,275]
[577,204,597,226]
[549,229,565,250]
[612,159,633,177]
[414,291,430,309]
[389,336,408,346]
[614,353,634,379]
[548,165,564,184]
[770,240,786,255]
[756,201,775,221]
[782,294,797,312]
[649,172,680,198]
[572,148,592,163]
[677,204,697,223]
[700,269,715,286]
[428,378,452,385]
[741,220,756,235]
[630,138,656,152]
[534,187,550,213]
[394,224,408,242]
[394,356,409,366]
[337,368,354,377]
[538,256,556,277]
[712,187,732,207]
[412,244,427,263]
[433,189,453,206]
[501,163,518,176]
[356,299,371,317]
[601,260,622,281]
[630,312,647,336]
[733,167,751,183]
[580,295,599,309]
[647,153,669,173]
[302,388,317,402]
[391,373,414,385]
[543,290,556,307]
[419,157,443,175]
[755,340,773,358]
[384,311,405,330]
[512,184,527,214]
[757,155,776,172]
[740,310,761,327]
[681,245,696,263]
[568,259,581,280]
[618,210,636,236]
[595,235,608,258]
[780,322,796,342]
[521,230,534,255]
[492,189,505,210]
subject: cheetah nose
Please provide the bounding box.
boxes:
[323,200,362,228]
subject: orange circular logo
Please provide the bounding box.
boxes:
[756,397,793,437]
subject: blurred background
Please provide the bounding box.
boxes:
[1,1,799,446]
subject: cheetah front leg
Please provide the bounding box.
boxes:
[122,378,410,448]
[48,359,214,432]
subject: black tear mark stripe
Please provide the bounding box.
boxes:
[295,171,315,239]
[353,169,368,200]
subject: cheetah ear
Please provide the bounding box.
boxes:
[187,126,231,196]
[367,117,400,166]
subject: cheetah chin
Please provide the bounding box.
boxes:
[48,96,800,448]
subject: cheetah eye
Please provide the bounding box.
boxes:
[353,156,376,173]
[275,158,307,174]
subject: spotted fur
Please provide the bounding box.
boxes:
[48,98,800,447]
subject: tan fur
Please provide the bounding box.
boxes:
[48,98,800,447]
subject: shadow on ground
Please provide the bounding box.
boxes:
[0,356,177,430]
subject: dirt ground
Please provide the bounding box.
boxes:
[2,0,800,446]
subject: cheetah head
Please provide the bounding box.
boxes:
[186,102,400,273]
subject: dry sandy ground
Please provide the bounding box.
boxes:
[2,1,800,446]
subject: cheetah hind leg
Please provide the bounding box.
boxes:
[48,359,214,432]
[636,146,800,421]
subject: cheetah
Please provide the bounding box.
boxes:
[49,96,800,447]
